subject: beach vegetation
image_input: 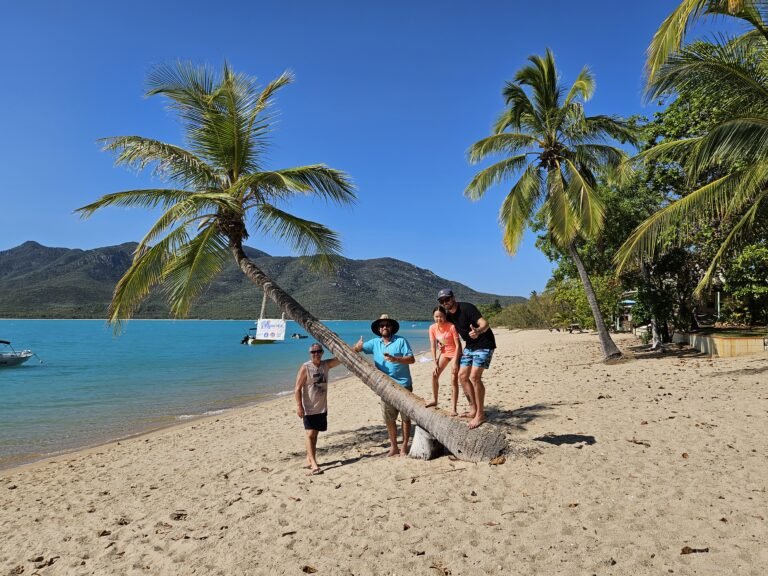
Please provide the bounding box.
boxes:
[465,49,637,360]
[78,62,508,462]
[484,291,566,330]
[616,0,768,296]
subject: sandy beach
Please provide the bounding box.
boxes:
[1,328,766,575]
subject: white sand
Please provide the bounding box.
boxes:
[1,329,766,575]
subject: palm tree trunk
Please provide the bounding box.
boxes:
[567,242,623,360]
[231,245,508,462]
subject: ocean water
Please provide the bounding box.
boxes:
[0,319,431,469]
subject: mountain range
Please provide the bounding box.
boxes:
[0,242,524,320]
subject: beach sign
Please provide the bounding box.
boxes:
[255,319,286,341]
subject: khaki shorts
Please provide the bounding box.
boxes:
[380,387,412,424]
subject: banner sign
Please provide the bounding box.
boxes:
[255,319,286,341]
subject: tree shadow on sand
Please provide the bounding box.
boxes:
[628,344,707,359]
[706,364,768,378]
[485,403,555,432]
[315,424,392,467]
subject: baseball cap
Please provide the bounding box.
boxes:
[437,288,454,300]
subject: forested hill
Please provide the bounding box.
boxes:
[0,242,525,320]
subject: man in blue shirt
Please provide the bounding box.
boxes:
[354,314,415,456]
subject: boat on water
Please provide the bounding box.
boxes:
[241,327,275,345]
[0,340,35,367]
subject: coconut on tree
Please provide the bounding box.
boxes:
[465,49,637,361]
[78,62,507,462]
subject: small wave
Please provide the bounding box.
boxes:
[275,390,293,397]
[176,408,228,420]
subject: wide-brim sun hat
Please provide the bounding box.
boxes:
[371,314,400,335]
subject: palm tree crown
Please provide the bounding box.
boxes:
[466,49,636,361]
[466,49,636,253]
[77,62,356,323]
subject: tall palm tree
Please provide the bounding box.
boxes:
[78,62,507,462]
[466,49,636,361]
[616,2,768,290]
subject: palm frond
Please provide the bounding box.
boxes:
[134,191,241,249]
[498,83,536,132]
[694,194,766,293]
[581,116,640,146]
[76,189,198,218]
[614,169,751,272]
[466,133,538,164]
[572,144,628,170]
[108,226,191,326]
[252,203,344,266]
[543,164,578,247]
[646,0,751,81]
[163,225,231,318]
[690,116,768,173]
[649,37,768,104]
[499,164,543,254]
[563,158,604,239]
[146,61,217,128]
[564,65,595,105]
[464,155,530,200]
[99,136,219,189]
[632,136,703,167]
[265,165,357,204]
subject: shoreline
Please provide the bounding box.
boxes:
[0,360,419,473]
[0,318,432,471]
[2,329,766,575]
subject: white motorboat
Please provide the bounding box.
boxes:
[0,340,34,367]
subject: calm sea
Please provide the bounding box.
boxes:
[0,319,431,469]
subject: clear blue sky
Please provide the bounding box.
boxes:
[1,1,688,297]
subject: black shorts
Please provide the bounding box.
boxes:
[303,412,328,431]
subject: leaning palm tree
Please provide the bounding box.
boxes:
[616,2,768,290]
[466,49,637,361]
[78,62,506,462]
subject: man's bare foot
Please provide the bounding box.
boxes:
[387,448,400,457]
[468,417,486,429]
[306,467,323,476]
[400,446,409,456]
[450,411,458,417]
[460,411,475,419]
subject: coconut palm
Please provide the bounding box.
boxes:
[466,49,637,361]
[615,2,768,290]
[78,62,507,462]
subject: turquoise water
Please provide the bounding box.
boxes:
[0,319,431,469]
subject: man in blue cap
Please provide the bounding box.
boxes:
[437,289,496,428]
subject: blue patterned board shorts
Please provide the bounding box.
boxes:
[459,348,494,369]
